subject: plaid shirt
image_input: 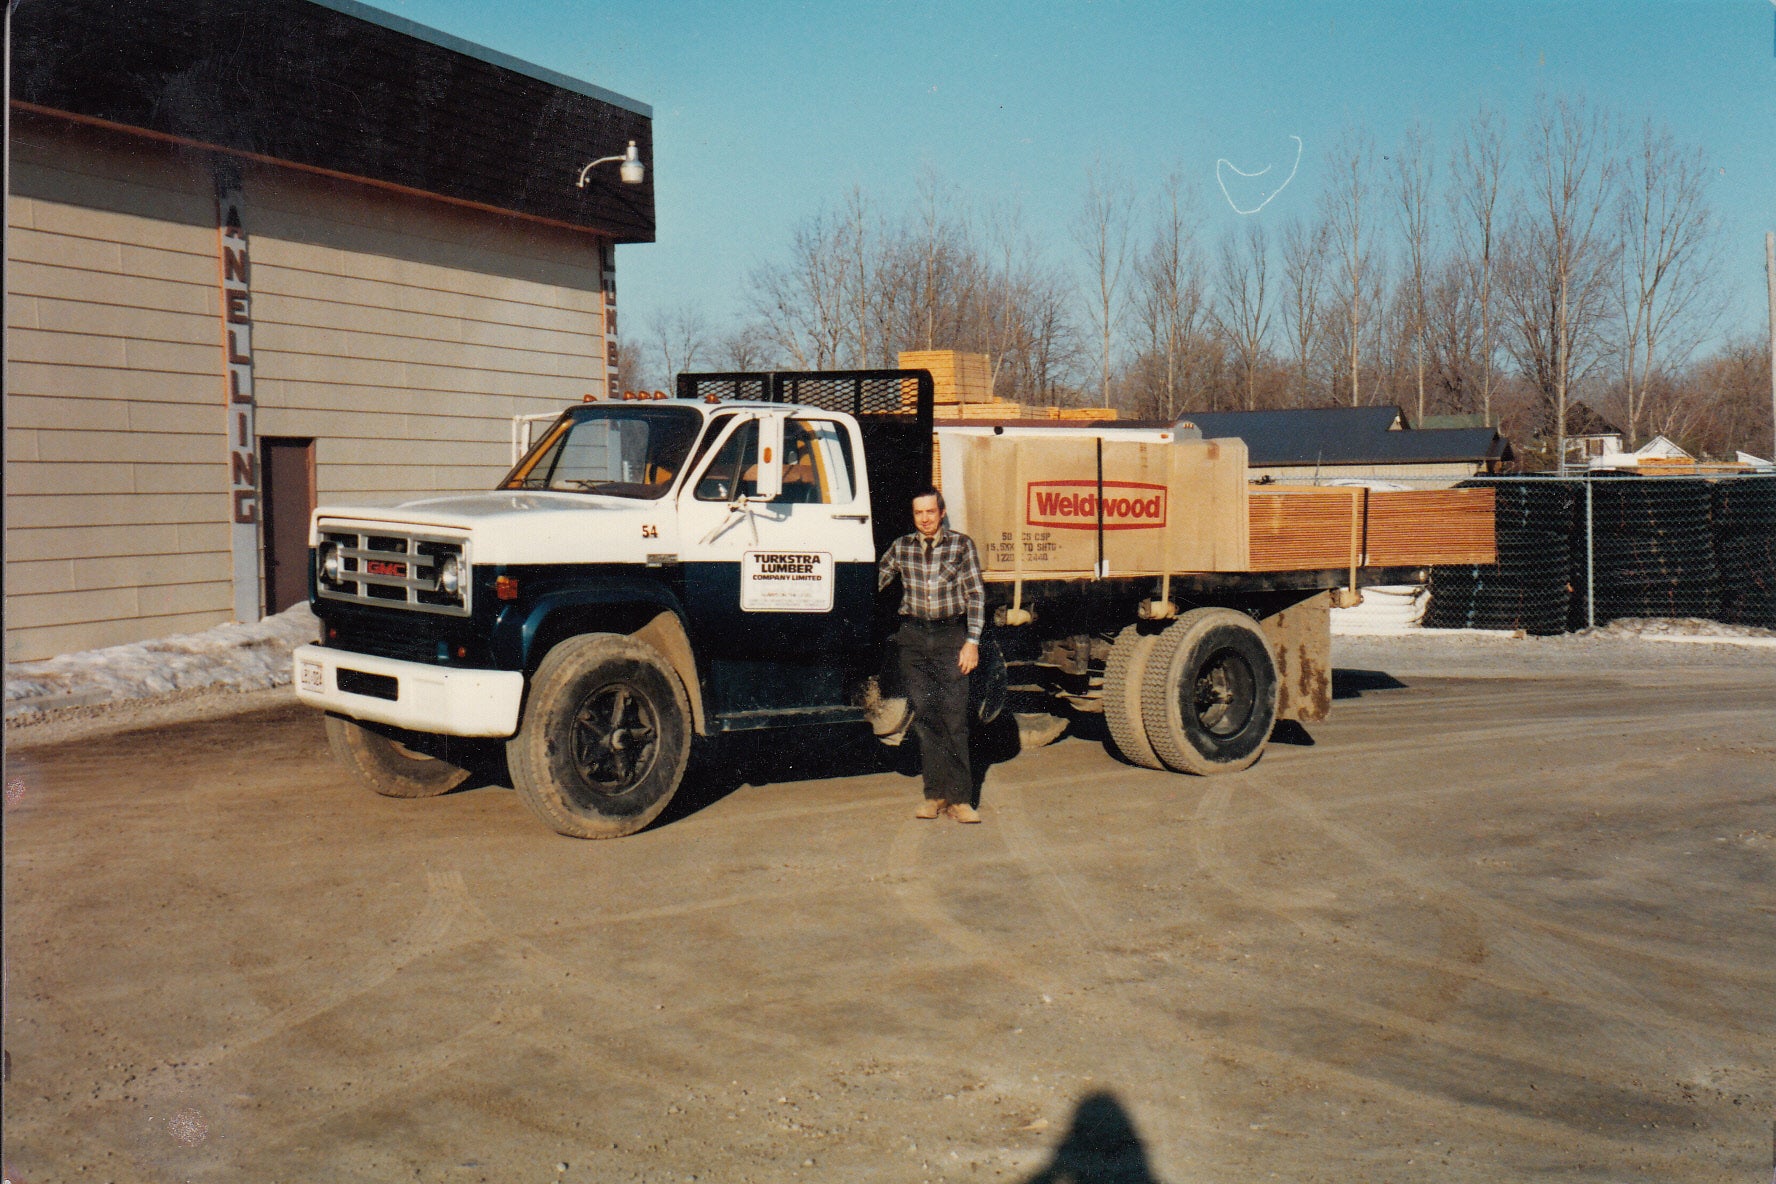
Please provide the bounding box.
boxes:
[878,527,986,643]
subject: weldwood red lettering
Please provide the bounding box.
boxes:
[1026,481,1167,531]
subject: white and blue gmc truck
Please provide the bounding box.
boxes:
[295,369,1452,838]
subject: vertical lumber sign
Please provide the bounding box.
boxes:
[218,188,261,622]
[602,239,619,398]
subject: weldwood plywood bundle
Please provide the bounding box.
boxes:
[898,350,994,404]
[943,434,1250,578]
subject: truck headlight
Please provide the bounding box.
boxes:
[438,554,462,596]
[319,542,342,583]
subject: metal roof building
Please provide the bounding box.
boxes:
[1174,407,1514,484]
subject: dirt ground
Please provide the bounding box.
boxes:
[4,634,1773,1183]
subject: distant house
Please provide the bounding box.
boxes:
[1587,435,1696,471]
[1169,406,1513,486]
[1562,404,1627,466]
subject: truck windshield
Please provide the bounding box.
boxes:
[500,405,703,499]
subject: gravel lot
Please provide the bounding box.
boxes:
[4,632,1773,1183]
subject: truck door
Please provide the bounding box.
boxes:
[677,411,875,718]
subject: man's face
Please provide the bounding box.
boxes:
[912,494,943,539]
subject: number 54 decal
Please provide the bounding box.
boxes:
[641,524,658,539]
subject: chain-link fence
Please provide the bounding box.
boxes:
[1416,473,1776,634]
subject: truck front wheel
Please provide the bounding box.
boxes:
[1140,608,1278,775]
[325,716,474,798]
[507,633,692,838]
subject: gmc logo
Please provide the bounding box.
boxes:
[1026,481,1168,531]
[365,560,407,577]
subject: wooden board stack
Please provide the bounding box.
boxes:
[1249,486,1497,570]
[1365,488,1497,565]
[899,349,993,404]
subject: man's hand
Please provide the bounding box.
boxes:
[957,640,979,675]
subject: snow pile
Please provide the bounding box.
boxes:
[1577,617,1776,645]
[4,604,317,720]
[1330,585,1427,635]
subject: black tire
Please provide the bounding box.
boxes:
[325,715,473,798]
[506,633,692,839]
[1103,625,1164,769]
[1140,608,1278,776]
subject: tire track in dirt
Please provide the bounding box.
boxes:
[882,785,1633,1166]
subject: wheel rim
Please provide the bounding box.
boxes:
[568,681,660,799]
[1189,647,1256,738]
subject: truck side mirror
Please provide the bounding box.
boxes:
[752,414,784,502]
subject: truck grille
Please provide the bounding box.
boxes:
[315,527,470,616]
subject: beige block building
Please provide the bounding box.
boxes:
[6,0,654,661]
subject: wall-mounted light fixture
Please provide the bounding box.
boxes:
[577,140,645,188]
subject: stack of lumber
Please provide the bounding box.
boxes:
[899,350,993,404]
[1248,486,1497,571]
[896,349,1120,423]
[1366,488,1496,565]
[1249,487,1363,570]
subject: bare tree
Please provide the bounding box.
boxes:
[1394,122,1436,425]
[890,169,982,355]
[1132,171,1206,419]
[716,324,777,371]
[1074,162,1136,408]
[1321,129,1377,405]
[645,301,711,386]
[1450,104,1509,424]
[1423,254,1483,416]
[1502,95,1619,465]
[1279,215,1329,406]
[839,186,887,367]
[1612,117,1720,446]
[1213,223,1273,411]
[749,210,851,369]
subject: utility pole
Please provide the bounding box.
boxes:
[1766,231,1775,461]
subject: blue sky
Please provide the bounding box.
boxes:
[379,0,1776,352]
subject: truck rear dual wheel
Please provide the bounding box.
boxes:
[507,633,692,839]
[326,715,473,798]
[1140,608,1279,776]
[1103,625,1164,770]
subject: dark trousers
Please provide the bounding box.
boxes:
[898,620,972,804]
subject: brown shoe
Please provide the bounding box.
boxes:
[914,798,946,820]
[947,802,981,824]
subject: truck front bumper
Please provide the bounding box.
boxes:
[293,644,524,738]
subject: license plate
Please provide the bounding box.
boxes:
[300,660,324,690]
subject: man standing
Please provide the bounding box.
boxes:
[878,487,986,823]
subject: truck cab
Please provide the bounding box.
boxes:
[296,371,934,837]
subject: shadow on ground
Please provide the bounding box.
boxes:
[1332,668,1409,699]
[1024,1091,1164,1184]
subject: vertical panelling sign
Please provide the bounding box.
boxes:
[602,239,619,397]
[218,187,261,622]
